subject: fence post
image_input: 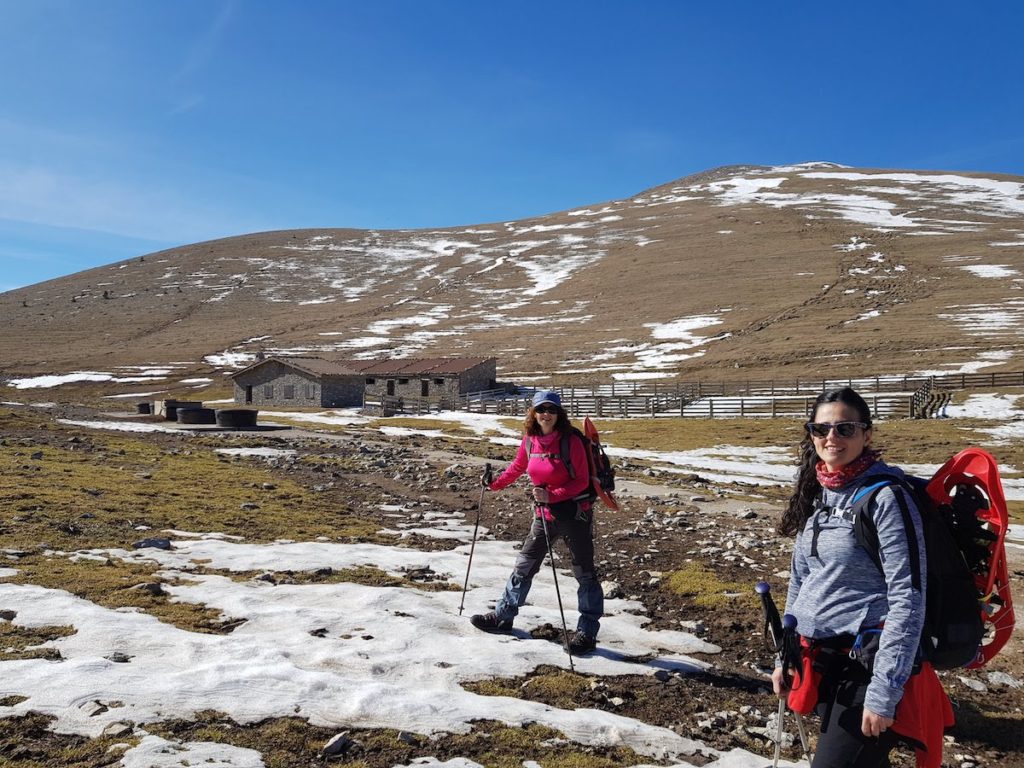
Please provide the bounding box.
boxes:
[771,399,776,418]
[709,399,714,418]
[740,398,745,417]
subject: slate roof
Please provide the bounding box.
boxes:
[231,356,494,379]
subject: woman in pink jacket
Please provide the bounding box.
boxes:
[469,390,603,655]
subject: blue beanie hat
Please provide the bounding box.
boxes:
[531,390,561,408]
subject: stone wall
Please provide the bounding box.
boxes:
[233,362,321,406]
[363,360,496,403]
[459,360,497,392]
[232,362,362,407]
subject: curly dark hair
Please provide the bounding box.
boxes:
[524,404,573,436]
[778,387,874,537]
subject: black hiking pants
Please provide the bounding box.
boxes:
[810,649,903,768]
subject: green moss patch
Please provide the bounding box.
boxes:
[464,666,591,709]
[664,562,753,609]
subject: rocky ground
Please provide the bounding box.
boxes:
[1,402,1022,767]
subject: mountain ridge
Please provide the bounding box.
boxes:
[2,163,1023,387]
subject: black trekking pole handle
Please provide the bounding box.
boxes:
[756,580,784,655]
[458,463,491,616]
[755,582,812,764]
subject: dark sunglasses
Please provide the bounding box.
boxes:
[534,404,559,414]
[805,421,868,438]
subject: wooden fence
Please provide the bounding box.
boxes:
[423,371,1023,420]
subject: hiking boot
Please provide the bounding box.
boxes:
[470,612,513,634]
[567,630,597,655]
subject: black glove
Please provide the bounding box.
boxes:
[480,463,493,488]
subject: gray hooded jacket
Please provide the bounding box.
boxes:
[784,460,926,718]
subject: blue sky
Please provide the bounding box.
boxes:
[2,1,1022,292]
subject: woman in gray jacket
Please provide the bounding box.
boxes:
[772,387,935,767]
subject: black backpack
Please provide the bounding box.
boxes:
[848,473,992,669]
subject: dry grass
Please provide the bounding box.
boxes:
[0,623,76,661]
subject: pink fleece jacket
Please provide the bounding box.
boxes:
[489,430,590,506]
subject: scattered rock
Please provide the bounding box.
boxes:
[79,700,108,717]
[104,652,133,664]
[101,721,134,738]
[601,581,623,599]
[958,676,988,692]
[129,582,165,596]
[0,610,17,621]
[986,670,1022,688]
[322,730,355,757]
[132,538,171,550]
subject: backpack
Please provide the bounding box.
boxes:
[848,473,993,669]
[559,426,616,507]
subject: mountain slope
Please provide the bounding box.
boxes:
[2,162,1023,383]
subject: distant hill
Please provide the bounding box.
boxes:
[2,162,1023,385]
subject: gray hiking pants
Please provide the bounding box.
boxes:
[494,512,603,637]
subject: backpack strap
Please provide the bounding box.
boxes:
[850,476,923,591]
[560,431,576,480]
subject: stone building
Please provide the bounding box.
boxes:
[359,357,497,404]
[230,356,497,408]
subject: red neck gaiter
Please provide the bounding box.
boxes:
[815,449,881,490]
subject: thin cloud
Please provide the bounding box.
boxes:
[173,0,235,83]
[0,164,257,243]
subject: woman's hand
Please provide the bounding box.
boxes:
[532,486,550,504]
[861,708,894,738]
[770,667,788,698]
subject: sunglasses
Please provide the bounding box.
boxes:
[805,421,869,438]
[534,404,559,414]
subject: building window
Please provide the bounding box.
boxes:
[304,384,314,399]
[398,378,408,385]
[366,378,375,384]
[434,378,444,385]
[263,384,274,398]
[283,385,295,399]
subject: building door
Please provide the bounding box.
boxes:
[387,380,395,396]
[245,385,253,404]
[421,380,429,397]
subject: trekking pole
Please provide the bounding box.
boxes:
[537,486,575,673]
[781,614,812,762]
[458,463,491,616]
[755,582,812,765]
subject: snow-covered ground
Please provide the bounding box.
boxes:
[1,528,791,767]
